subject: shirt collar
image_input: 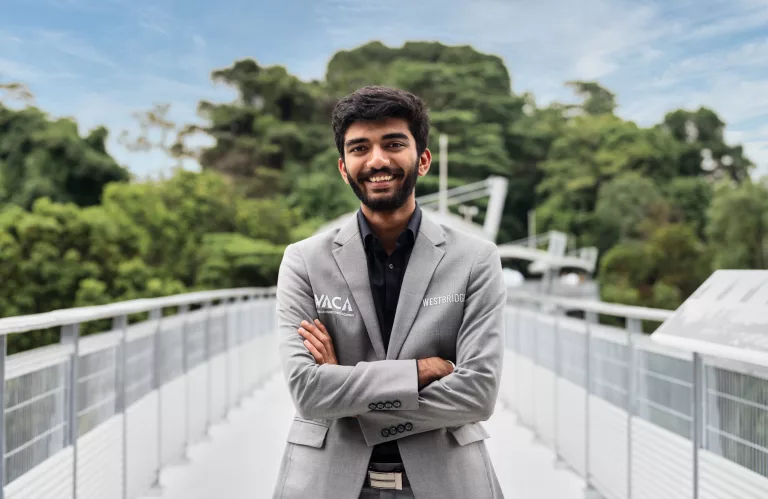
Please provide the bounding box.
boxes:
[357,202,422,249]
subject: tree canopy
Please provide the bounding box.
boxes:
[2,40,767,352]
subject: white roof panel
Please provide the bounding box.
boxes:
[651,270,768,366]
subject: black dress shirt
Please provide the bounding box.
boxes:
[357,204,422,464]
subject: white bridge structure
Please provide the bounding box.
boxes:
[0,272,766,498]
[0,174,766,498]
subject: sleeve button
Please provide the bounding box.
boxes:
[385,401,393,409]
[405,422,413,431]
[390,426,398,435]
[377,402,385,410]
[382,428,390,437]
[397,424,405,433]
[369,403,377,410]
[393,400,401,408]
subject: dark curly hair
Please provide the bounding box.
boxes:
[332,85,430,160]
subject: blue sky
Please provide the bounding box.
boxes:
[2,0,768,178]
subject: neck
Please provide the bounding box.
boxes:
[361,196,416,253]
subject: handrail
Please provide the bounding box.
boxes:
[0,286,276,336]
[504,290,768,498]
[507,290,675,323]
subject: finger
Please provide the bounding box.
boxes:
[299,328,327,357]
[304,321,333,356]
[303,339,325,364]
[301,320,327,341]
[312,319,335,353]
[314,319,329,335]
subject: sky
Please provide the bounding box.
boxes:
[2,0,768,178]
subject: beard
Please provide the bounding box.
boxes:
[345,159,419,212]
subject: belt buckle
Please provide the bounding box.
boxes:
[368,471,403,490]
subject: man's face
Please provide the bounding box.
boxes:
[338,118,431,212]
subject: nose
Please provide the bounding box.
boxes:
[366,144,390,169]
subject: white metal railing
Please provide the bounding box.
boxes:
[0,287,279,499]
[502,292,768,499]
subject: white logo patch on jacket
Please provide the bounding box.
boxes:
[315,294,355,317]
[423,293,465,307]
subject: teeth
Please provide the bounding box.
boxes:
[369,175,393,183]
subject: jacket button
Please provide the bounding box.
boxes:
[389,426,398,436]
[385,401,393,409]
[369,403,377,410]
[377,402,385,410]
[382,428,390,437]
[405,422,413,431]
[393,400,401,408]
[397,424,405,433]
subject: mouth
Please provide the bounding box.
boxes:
[364,173,401,190]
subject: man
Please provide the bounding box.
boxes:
[273,86,506,499]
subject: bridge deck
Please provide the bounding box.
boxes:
[141,373,585,499]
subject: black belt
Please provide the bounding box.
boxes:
[366,462,410,490]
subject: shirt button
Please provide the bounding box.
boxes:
[388,264,394,269]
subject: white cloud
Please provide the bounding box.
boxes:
[192,34,207,49]
[311,0,768,176]
[34,29,116,67]
[7,0,768,178]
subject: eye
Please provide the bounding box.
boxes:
[388,142,405,148]
[350,145,367,153]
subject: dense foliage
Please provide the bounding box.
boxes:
[1,41,767,353]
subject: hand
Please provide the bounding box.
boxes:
[417,357,454,389]
[298,319,338,365]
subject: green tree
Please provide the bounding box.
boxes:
[566,80,617,115]
[0,104,129,208]
[706,180,768,269]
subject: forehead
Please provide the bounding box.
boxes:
[344,117,412,141]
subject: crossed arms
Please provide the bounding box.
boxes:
[276,241,506,447]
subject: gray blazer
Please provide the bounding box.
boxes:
[272,210,506,499]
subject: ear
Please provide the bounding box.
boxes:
[418,148,432,177]
[338,157,350,184]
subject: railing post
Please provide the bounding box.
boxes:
[178,304,191,460]
[239,296,248,403]
[626,318,642,499]
[235,296,245,405]
[203,300,213,436]
[693,352,703,499]
[531,302,539,439]
[514,305,521,416]
[553,305,563,465]
[584,311,597,496]
[223,298,231,416]
[62,322,80,499]
[149,308,163,492]
[112,315,128,499]
[0,334,7,498]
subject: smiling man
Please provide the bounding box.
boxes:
[273,86,506,499]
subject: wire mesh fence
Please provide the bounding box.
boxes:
[502,299,768,498]
[0,288,278,499]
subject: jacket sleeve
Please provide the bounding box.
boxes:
[355,242,506,446]
[277,242,420,420]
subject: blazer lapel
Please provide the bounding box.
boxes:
[332,215,386,360]
[387,212,446,360]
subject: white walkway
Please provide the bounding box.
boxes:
[141,372,585,499]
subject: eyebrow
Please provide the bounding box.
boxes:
[345,132,410,149]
